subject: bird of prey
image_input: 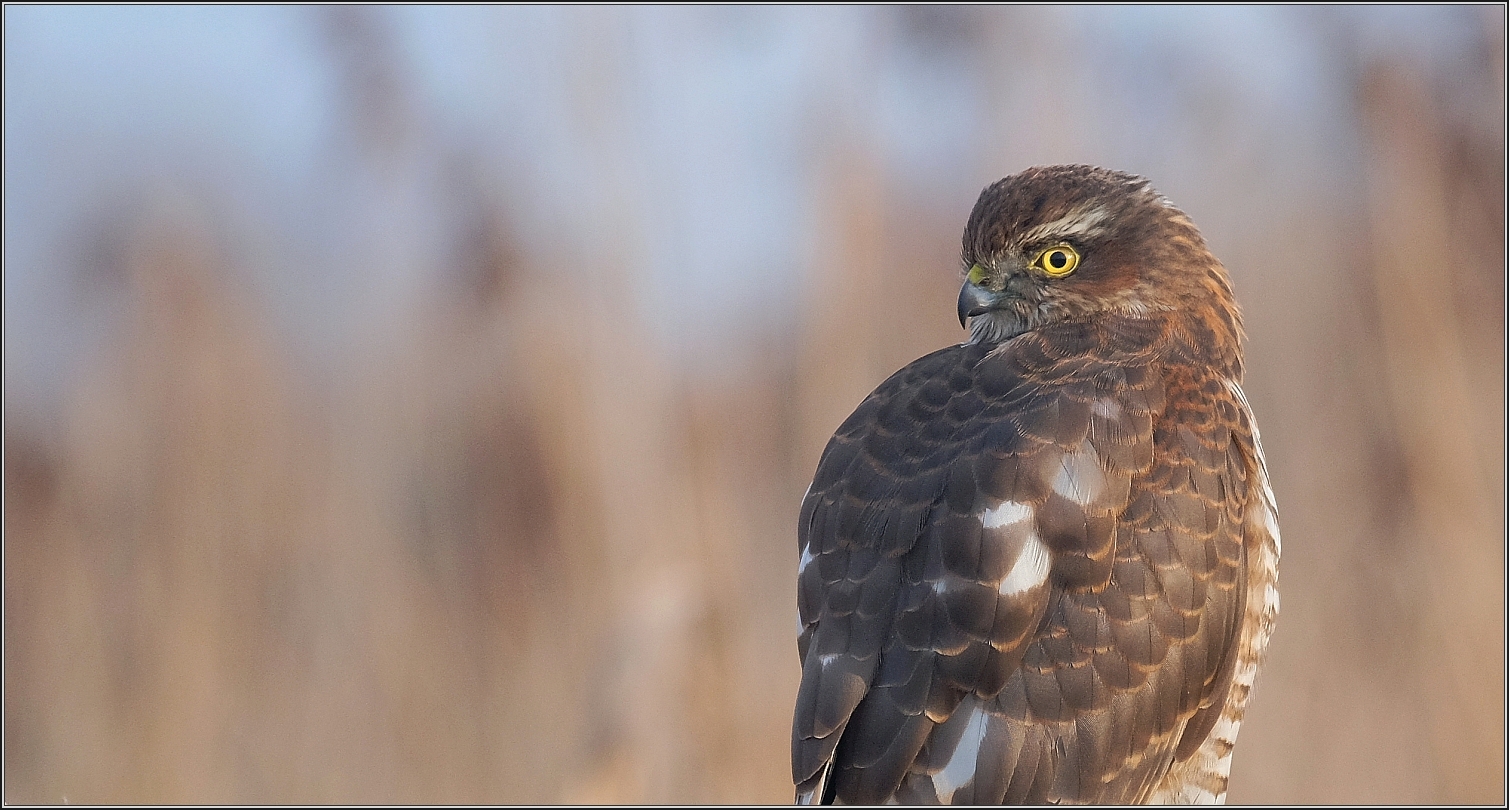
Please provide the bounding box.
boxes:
[792,165,1280,805]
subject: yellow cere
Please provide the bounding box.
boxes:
[1034,244,1079,277]
[967,263,989,285]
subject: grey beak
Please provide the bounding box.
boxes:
[957,281,995,329]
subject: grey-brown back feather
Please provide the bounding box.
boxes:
[793,315,1268,804]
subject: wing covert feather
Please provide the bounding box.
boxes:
[794,317,1258,804]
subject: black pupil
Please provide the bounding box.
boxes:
[1049,251,1067,269]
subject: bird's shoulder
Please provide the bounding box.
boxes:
[794,315,1266,804]
[806,316,1172,514]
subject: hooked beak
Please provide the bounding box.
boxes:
[957,280,996,329]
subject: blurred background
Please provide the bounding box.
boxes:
[3,5,1503,804]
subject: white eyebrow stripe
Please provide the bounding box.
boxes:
[1020,202,1116,242]
[1021,205,1111,244]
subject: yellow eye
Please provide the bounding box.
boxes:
[967,263,988,285]
[1033,244,1079,277]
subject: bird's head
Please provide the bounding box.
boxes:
[957,165,1241,351]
